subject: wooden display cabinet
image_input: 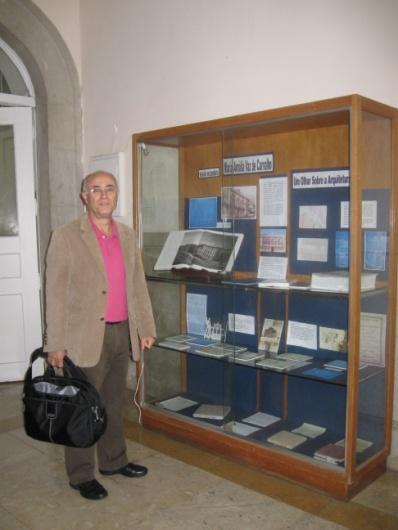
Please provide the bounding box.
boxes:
[132,95,397,498]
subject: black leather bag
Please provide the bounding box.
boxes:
[22,348,107,448]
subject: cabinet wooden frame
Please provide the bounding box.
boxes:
[132,95,398,498]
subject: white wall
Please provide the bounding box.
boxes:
[32,0,82,80]
[79,0,398,225]
[33,0,398,223]
[79,0,398,153]
[32,0,398,470]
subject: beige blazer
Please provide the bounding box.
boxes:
[43,215,156,367]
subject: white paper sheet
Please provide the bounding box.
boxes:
[299,205,327,229]
[186,293,207,336]
[297,238,328,262]
[287,321,317,350]
[242,412,280,428]
[257,256,288,280]
[340,201,349,229]
[259,176,288,227]
[360,312,386,366]
[228,313,255,335]
[362,200,377,229]
[340,200,378,229]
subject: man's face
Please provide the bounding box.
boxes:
[81,173,118,220]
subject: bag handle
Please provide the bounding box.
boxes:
[29,348,88,382]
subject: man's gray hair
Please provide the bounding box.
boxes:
[81,171,118,192]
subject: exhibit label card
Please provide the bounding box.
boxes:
[223,153,273,175]
[198,167,220,178]
[292,168,349,189]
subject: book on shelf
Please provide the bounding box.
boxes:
[187,336,220,347]
[242,411,280,428]
[323,359,348,371]
[257,279,310,290]
[267,430,307,449]
[257,279,290,288]
[157,395,198,412]
[158,341,191,351]
[154,229,244,274]
[310,270,377,292]
[258,318,284,354]
[234,351,264,363]
[225,421,261,436]
[221,278,310,289]
[314,443,345,464]
[256,357,310,372]
[323,359,368,371]
[335,437,373,453]
[207,342,248,354]
[193,404,231,420]
[164,334,196,343]
[194,343,248,358]
[222,277,260,286]
[291,422,326,439]
[193,345,231,358]
[303,367,341,380]
[278,352,313,362]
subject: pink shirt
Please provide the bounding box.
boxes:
[90,216,128,323]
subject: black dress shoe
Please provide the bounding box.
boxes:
[100,462,148,478]
[70,479,108,500]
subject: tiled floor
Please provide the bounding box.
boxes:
[1,382,398,530]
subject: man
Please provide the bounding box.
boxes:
[44,170,156,500]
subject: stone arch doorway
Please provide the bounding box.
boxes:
[0,0,83,271]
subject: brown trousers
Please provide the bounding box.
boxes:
[65,321,130,485]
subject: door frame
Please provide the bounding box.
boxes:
[1,39,41,380]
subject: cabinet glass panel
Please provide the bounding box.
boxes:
[357,111,392,465]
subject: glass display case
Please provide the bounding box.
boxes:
[132,95,397,498]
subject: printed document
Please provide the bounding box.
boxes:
[287,321,317,350]
[259,176,288,227]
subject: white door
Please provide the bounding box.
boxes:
[0,107,42,381]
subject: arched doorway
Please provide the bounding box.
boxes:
[0,1,83,380]
[0,38,41,380]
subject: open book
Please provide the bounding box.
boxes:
[154,229,244,273]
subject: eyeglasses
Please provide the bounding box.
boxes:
[86,185,117,196]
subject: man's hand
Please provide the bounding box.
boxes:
[47,350,67,368]
[140,337,155,351]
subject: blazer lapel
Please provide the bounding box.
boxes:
[79,215,107,281]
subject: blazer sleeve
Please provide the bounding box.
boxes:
[43,228,71,352]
